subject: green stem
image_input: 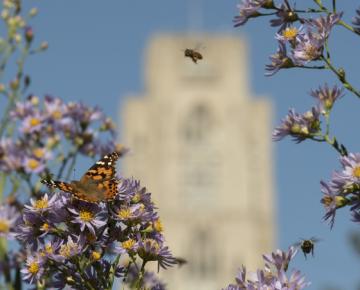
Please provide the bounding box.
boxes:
[135,260,146,290]
[107,254,121,290]
[64,152,77,181]
[321,56,360,99]
[0,173,6,202]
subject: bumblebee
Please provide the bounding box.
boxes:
[294,237,321,259]
[184,48,203,64]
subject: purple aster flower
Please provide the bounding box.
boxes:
[114,238,138,255]
[304,12,343,39]
[39,239,63,258]
[233,0,268,27]
[320,180,349,228]
[224,248,310,290]
[265,41,294,76]
[66,101,103,124]
[112,203,153,226]
[270,4,300,31]
[21,254,44,284]
[0,204,20,239]
[0,138,23,172]
[53,235,85,262]
[25,193,58,214]
[20,113,44,134]
[263,246,297,272]
[339,153,360,183]
[22,156,46,173]
[43,95,67,120]
[10,97,37,119]
[278,269,310,289]
[352,8,360,34]
[272,106,321,143]
[68,204,107,236]
[275,25,303,43]
[292,31,325,64]
[310,83,344,112]
[137,238,177,269]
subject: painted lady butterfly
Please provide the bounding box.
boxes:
[41,151,121,203]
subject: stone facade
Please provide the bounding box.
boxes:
[121,34,275,290]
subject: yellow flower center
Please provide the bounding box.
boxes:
[282,27,298,40]
[132,193,141,203]
[28,261,39,274]
[353,166,360,178]
[30,96,39,106]
[122,239,136,250]
[35,198,48,209]
[290,123,301,134]
[0,220,10,233]
[153,219,163,232]
[30,117,41,127]
[52,110,62,119]
[33,148,45,159]
[27,158,40,170]
[138,203,145,213]
[118,208,131,219]
[304,44,319,60]
[79,210,93,222]
[91,251,101,261]
[45,244,53,254]
[40,223,49,232]
[59,245,71,258]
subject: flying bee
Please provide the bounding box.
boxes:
[184,48,203,64]
[293,237,321,259]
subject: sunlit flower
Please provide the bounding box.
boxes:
[68,205,107,236]
[25,193,58,213]
[310,83,344,112]
[272,107,321,143]
[265,41,294,76]
[0,204,20,239]
[138,238,177,269]
[292,31,324,64]
[233,0,269,27]
[21,255,44,284]
[270,4,299,31]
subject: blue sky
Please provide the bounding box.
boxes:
[22,1,360,289]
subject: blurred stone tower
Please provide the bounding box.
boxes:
[121,34,275,290]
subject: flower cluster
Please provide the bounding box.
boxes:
[320,153,360,228]
[223,247,310,290]
[234,1,345,76]
[16,177,176,288]
[0,95,117,174]
[273,83,343,143]
[267,12,342,75]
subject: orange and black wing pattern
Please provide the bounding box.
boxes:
[41,179,79,195]
[41,151,121,203]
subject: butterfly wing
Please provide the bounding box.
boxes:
[78,151,121,202]
[81,151,120,182]
[41,179,78,194]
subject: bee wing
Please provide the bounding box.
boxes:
[292,241,302,248]
[310,236,322,243]
[194,43,206,51]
